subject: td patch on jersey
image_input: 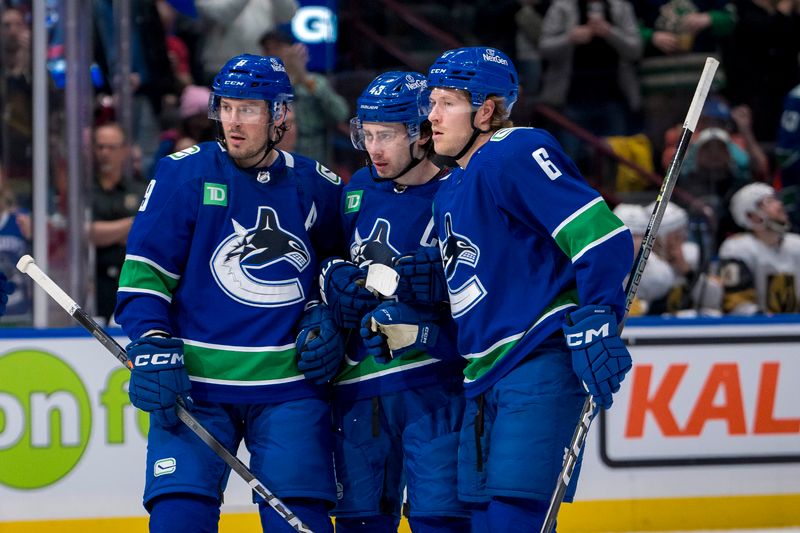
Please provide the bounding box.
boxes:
[210,206,310,307]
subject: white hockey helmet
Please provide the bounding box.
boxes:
[730,183,775,229]
[647,201,688,236]
[613,203,648,235]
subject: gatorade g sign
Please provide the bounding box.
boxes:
[601,323,800,467]
[287,0,337,72]
[0,349,92,489]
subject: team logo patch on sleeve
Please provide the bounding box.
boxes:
[168,145,200,160]
[316,162,342,184]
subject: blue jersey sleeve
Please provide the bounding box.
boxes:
[486,128,633,318]
[301,160,345,266]
[115,156,202,339]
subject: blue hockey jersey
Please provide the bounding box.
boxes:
[333,166,464,400]
[116,142,344,404]
[433,127,633,398]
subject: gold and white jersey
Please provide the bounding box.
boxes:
[718,232,800,314]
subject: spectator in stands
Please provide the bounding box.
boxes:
[0,182,30,323]
[260,28,349,165]
[679,126,750,247]
[662,95,769,182]
[89,122,144,324]
[539,0,642,165]
[612,203,675,315]
[196,0,298,84]
[93,0,178,168]
[719,183,800,315]
[646,201,722,316]
[0,6,32,208]
[725,0,800,143]
[776,84,800,232]
[156,0,194,92]
[634,0,736,162]
[515,0,549,94]
[149,84,215,178]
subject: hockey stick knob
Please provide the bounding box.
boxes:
[16,254,35,274]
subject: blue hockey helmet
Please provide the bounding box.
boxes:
[351,71,431,151]
[427,47,519,114]
[210,54,293,123]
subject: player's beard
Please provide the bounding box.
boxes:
[226,127,272,167]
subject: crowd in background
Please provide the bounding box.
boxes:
[1,0,800,325]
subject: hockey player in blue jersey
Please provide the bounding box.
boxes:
[394,47,635,531]
[319,71,470,532]
[115,54,345,533]
[0,271,13,317]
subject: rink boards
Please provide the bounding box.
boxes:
[1,316,799,532]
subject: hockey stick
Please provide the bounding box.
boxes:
[539,57,719,533]
[16,255,314,533]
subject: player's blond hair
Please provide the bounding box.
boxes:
[488,96,514,131]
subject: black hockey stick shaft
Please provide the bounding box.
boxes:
[539,57,719,533]
[16,255,314,533]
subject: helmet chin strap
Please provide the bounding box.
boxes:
[765,218,791,234]
[754,211,791,234]
[451,111,491,162]
[367,144,425,183]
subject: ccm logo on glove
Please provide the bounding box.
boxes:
[565,323,610,347]
[134,353,185,366]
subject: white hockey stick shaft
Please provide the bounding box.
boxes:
[539,57,719,533]
[16,255,314,533]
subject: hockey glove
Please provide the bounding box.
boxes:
[0,271,15,317]
[393,246,449,305]
[320,258,380,329]
[563,305,632,410]
[296,303,345,384]
[360,302,440,364]
[127,337,193,427]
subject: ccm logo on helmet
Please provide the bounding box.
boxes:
[565,324,609,347]
[134,353,185,366]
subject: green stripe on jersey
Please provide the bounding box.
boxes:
[464,289,578,382]
[184,342,300,383]
[118,257,179,299]
[553,199,625,261]
[334,349,436,385]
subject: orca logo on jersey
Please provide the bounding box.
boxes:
[441,213,486,317]
[351,218,400,266]
[210,206,310,307]
[442,213,479,280]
